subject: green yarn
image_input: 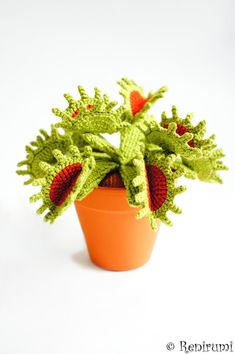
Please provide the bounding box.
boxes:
[16,126,72,184]
[160,106,216,151]
[146,121,202,159]
[70,131,88,150]
[182,149,228,183]
[120,164,140,207]
[30,145,95,223]
[126,152,185,229]
[17,79,228,229]
[119,125,145,164]
[53,86,124,134]
[76,160,118,200]
[81,133,120,160]
[118,78,168,120]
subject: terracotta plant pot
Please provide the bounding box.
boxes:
[74,187,160,271]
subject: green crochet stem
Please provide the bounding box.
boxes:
[17,79,228,229]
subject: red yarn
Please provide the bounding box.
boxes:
[71,109,80,118]
[146,164,168,211]
[49,163,82,206]
[130,90,148,116]
[71,105,94,118]
[99,171,125,188]
[163,123,195,148]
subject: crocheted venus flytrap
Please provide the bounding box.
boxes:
[17,78,228,230]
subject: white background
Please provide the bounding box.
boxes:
[0,0,235,353]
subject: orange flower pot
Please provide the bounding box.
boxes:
[74,187,160,271]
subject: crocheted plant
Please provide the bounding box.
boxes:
[17,78,228,230]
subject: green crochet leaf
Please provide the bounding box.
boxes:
[118,78,167,119]
[16,126,72,184]
[16,79,228,226]
[52,86,124,134]
[128,152,186,229]
[119,125,145,164]
[120,164,140,207]
[81,133,120,160]
[132,114,157,135]
[70,131,88,149]
[160,106,217,151]
[182,149,228,183]
[146,120,202,160]
[76,159,119,200]
[29,145,95,223]
[170,156,198,180]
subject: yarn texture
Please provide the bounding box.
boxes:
[17,78,228,229]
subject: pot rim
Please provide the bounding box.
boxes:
[75,186,133,212]
[97,186,126,191]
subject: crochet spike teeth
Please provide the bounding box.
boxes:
[169,204,182,214]
[182,148,228,184]
[30,192,43,203]
[136,207,149,219]
[149,217,159,231]
[52,108,63,118]
[172,105,178,117]
[147,86,168,104]
[52,149,65,164]
[135,191,146,204]
[118,78,167,118]
[168,122,177,134]
[68,145,81,158]
[17,79,228,229]
[77,85,89,99]
[160,215,173,227]
[64,93,76,105]
[94,87,101,99]
[132,176,143,187]
[216,161,228,171]
[147,121,202,159]
[36,204,48,215]
[106,101,118,111]
[159,106,217,152]
[103,94,110,105]
[17,126,73,184]
[174,186,187,194]
[29,146,95,223]
[17,160,28,167]
[52,86,122,134]
[124,152,186,227]
[39,129,49,139]
[180,132,194,144]
[184,114,193,124]
[24,178,33,185]
[16,169,29,176]
[195,120,206,136]
[32,178,46,186]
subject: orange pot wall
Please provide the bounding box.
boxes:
[74,187,160,271]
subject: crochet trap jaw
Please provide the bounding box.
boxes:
[17,78,228,230]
